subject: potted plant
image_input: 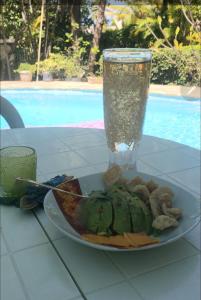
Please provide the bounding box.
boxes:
[37,59,55,81]
[37,53,84,81]
[16,63,36,81]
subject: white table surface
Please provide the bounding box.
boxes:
[1,127,200,300]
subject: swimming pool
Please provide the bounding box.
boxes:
[1,89,200,149]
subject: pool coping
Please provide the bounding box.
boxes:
[1,81,200,99]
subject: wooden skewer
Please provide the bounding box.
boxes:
[16,177,88,198]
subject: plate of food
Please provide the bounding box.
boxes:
[44,166,201,251]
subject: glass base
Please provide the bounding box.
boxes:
[108,146,139,172]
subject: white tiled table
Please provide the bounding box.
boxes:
[1,127,200,300]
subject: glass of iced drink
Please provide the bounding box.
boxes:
[0,146,37,204]
[103,48,152,170]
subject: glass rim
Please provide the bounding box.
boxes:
[0,146,36,157]
[103,48,152,53]
[103,48,152,62]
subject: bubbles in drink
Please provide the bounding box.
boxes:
[103,60,151,153]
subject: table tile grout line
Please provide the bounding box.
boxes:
[138,145,182,157]
[37,166,95,182]
[183,236,201,252]
[67,141,107,152]
[139,144,200,159]
[140,157,201,178]
[37,148,86,159]
[22,227,130,297]
[72,146,160,169]
[85,281,127,297]
[163,165,201,176]
[141,156,201,170]
[83,279,145,300]
[126,252,200,293]
[1,222,50,255]
[137,159,163,175]
[105,239,200,281]
[32,210,88,300]
[1,231,31,300]
[158,171,201,196]
[37,156,90,176]
[0,230,8,255]
[128,251,200,279]
[67,295,85,300]
[37,150,188,180]
[165,172,201,191]
[137,159,200,184]
[100,251,145,300]
[1,239,50,255]
[72,148,108,165]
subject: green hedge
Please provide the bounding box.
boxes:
[98,46,200,86]
[100,25,200,86]
[151,47,200,86]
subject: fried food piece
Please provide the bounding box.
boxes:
[129,184,150,204]
[145,179,158,193]
[149,187,174,218]
[103,165,122,187]
[161,205,182,220]
[82,233,160,248]
[152,215,178,231]
[129,176,145,187]
[116,177,129,185]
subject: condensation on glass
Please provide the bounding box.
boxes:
[0,146,37,202]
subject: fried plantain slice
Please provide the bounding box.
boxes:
[82,233,160,248]
[53,179,85,234]
[123,233,160,247]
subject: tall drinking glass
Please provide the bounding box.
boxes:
[103,48,152,170]
[0,146,37,203]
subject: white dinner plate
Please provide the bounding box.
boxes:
[44,170,201,251]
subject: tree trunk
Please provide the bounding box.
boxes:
[2,35,12,80]
[44,4,49,58]
[0,5,12,79]
[48,0,62,55]
[71,0,81,40]
[36,0,45,81]
[21,0,37,60]
[88,0,106,74]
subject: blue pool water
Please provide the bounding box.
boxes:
[1,89,200,149]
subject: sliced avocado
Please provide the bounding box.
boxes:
[129,196,145,233]
[129,195,153,234]
[138,199,153,234]
[81,191,112,234]
[111,191,131,234]
[97,199,113,233]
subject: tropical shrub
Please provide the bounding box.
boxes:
[36,53,84,79]
[151,46,200,86]
[63,56,84,79]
